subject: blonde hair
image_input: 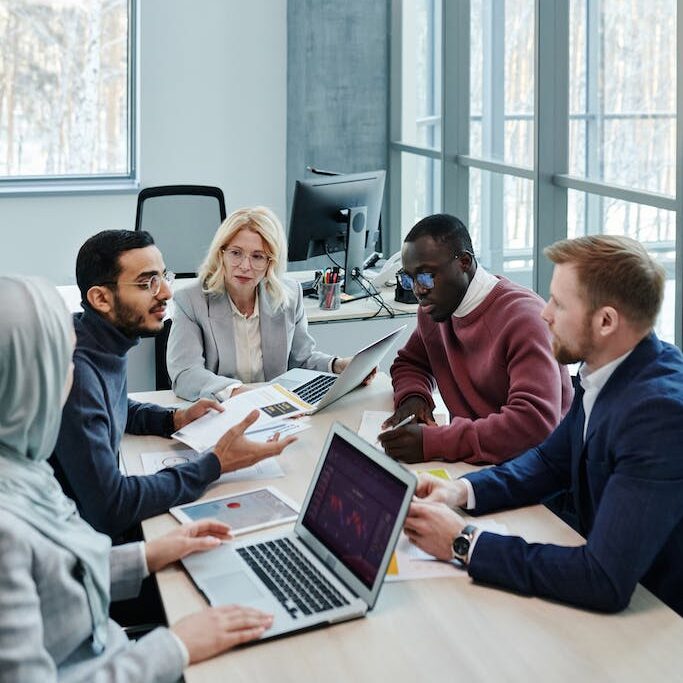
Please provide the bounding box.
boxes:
[199,206,289,310]
[544,235,665,330]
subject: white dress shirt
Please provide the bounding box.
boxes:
[577,349,632,438]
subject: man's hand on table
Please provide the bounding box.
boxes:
[213,410,297,473]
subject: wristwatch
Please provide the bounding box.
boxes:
[452,524,477,565]
[164,408,178,437]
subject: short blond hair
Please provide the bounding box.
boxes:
[544,235,665,330]
[199,206,289,310]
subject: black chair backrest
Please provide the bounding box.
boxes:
[135,185,227,278]
[135,185,227,389]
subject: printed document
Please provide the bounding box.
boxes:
[172,384,313,452]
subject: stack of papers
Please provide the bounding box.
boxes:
[172,383,313,452]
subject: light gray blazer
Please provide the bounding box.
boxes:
[0,514,184,683]
[167,277,332,401]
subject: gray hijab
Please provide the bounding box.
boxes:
[0,276,111,653]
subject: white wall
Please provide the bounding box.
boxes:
[0,0,287,285]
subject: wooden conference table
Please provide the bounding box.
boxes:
[122,375,683,683]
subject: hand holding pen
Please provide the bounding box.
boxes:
[378,408,430,463]
[381,413,415,433]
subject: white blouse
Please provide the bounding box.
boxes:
[228,291,266,383]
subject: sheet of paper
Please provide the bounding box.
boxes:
[358,410,391,448]
[140,448,286,484]
[232,417,311,443]
[358,410,449,449]
[172,383,313,452]
[385,534,464,582]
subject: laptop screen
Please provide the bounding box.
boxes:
[301,433,409,588]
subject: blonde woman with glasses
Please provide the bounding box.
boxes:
[167,206,356,401]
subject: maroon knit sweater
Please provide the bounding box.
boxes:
[390,277,572,464]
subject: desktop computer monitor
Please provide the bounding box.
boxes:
[287,170,386,299]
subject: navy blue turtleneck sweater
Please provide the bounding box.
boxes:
[51,307,220,538]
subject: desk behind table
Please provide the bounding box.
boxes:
[122,375,683,683]
[59,275,417,392]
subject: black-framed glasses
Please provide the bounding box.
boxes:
[103,271,175,296]
[222,246,271,271]
[398,251,472,292]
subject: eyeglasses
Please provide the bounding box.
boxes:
[222,247,271,271]
[398,252,472,292]
[398,270,436,291]
[104,271,176,296]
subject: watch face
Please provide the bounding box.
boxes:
[453,536,471,557]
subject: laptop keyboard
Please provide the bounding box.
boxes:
[236,538,349,618]
[293,374,337,405]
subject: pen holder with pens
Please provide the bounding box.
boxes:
[318,281,341,310]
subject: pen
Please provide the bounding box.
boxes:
[384,413,416,431]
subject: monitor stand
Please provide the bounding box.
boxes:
[340,205,372,302]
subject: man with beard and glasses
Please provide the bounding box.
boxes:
[51,230,296,540]
[379,214,572,465]
[402,235,683,615]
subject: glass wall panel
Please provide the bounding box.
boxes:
[401,0,442,149]
[400,152,442,239]
[568,0,676,195]
[470,0,534,167]
[469,168,534,289]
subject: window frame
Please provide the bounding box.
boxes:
[389,0,683,348]
[0,0,139,196]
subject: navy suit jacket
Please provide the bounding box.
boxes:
[464,333,683,614]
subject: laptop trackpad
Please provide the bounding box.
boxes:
[203,570,265,605]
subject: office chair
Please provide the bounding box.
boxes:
[134,185,227,389]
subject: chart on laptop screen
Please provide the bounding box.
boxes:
[302,434,407,588]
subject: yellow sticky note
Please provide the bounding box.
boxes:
[386,552,399,576]
[417,467,451,480]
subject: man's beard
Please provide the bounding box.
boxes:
[551,317,594,365]
[552,338,584,365]
[112,296,164,338]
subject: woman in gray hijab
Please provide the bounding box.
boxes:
[0,276,272,682]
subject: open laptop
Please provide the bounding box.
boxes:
[181,421,416,640]
[273,325,406,411]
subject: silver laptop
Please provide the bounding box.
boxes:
[181,422,416,640]
[274,325,406,411]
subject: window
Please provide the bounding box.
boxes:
[390,0,681,346]
[0,0,135,187]
[392,0,442,241]
[568,0,675,195]
[469,0,535,285]
[566,0,676,339]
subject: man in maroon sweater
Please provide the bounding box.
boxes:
[379,214,572,464]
